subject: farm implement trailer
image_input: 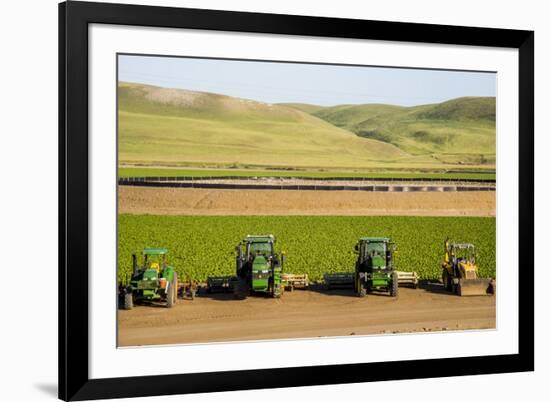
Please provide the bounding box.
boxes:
[119,248,178,310]
[206,273,309,293]
[281,273,309,291]
[206,276,237,293]
[324,271,418,290]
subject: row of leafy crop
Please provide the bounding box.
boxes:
[118,167,496,181]
[118,215,496,282]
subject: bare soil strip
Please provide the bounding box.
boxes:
[118,287,495,346]
[118,186,496,216]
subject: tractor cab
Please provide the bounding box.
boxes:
[448,243,476,266]
[242,235,275,260]
[355,237,394,272]
[133,248,169,275]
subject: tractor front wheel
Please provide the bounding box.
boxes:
[391,272,399,297]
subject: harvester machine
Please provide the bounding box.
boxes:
[441,238,494,296]
[233,235,286,299]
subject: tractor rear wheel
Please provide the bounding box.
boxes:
[357,277,367,297]
[123,292,133,310]
[442,270,452,292]
[233,278,248,300]
[391,272,399,297]
[166,274,177,308]
[173,273,178,305]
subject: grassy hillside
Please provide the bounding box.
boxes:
[293,97,496,166]
[118,82,410,169]
[118,82,495,169]
[281,103,326,115]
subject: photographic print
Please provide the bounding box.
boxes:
[116,54,497,347]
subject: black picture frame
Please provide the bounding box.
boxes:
[59,1,534,400]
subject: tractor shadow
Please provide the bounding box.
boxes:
[307,283,353,297]
[193,287,259,301]
[196,289,239,301]
[196,287,289,301]
[307,283,392,298]
[117,293,174,309]
[417,280,455,295]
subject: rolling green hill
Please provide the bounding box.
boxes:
[118,82,410,169]
[287,97,496,166]
[119,82,495,170]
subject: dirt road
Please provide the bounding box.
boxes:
[118,187,496,216]
[118,285,495,346]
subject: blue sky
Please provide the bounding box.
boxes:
[118,54,496,107]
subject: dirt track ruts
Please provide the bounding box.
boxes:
[118,286,496,346]
[118,186,496,216]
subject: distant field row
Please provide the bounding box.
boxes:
[118,167,496,181]
[118,215,496,282]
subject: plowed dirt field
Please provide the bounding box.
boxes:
[118,187,495,216]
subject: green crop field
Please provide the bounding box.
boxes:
[118,167,495,180]
[118,215,496,283]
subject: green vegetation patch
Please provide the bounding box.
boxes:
[118,167,495,180]
[118,82,407,168]
[118,215,496,282]
[299,97,496,164]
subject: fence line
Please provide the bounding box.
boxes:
[119,175,496,183]
[118,178,495,192]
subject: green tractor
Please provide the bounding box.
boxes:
[120,248,178,310]
[354,237,399,298]
[233,235,285,299]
